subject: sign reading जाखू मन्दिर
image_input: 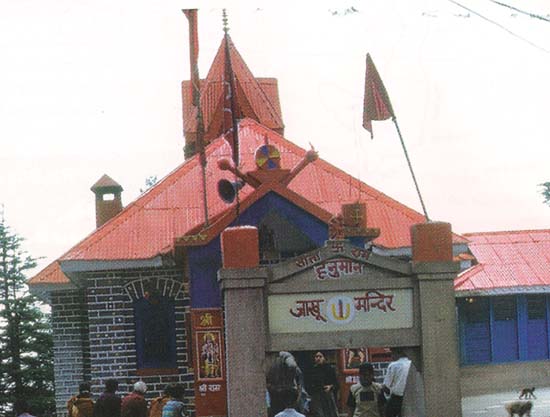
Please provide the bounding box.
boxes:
[268,289,413,334]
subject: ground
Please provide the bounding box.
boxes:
[463,387,550,417]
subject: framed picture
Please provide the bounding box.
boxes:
[341,348,367,373]
[196,330,224,380]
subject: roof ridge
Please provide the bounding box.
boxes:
[464,228,550,237]
[226,37,283,127]
[241,118,428,226]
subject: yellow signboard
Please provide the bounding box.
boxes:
[268,289,413,333]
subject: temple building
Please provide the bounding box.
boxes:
[28,12,550,417]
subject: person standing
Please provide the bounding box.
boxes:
[122,381,148,417]
[161,384,187,417]
[347,363,384,417]
[267,351,310,415]
[67,382,94,417]
[149,384,173,417]
[93,379,121,417]
[382,349,411,417]
[308,351,338,417]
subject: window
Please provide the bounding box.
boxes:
[134,291,177,369]
[258,212,317,264]
[527,295,546,320]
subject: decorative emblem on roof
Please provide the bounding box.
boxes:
[216,144,319,204]
[255,144,281,170]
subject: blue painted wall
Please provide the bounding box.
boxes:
[188,192,329,308]
[459,294,550,366]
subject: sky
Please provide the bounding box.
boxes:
[1,0,549,274]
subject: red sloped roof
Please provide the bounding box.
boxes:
[455,230,550,293]
[29,261,70,285]
[182,35,284,140]
[30,118,459,285]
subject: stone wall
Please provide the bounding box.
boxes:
[460,360,550,396]
[51,267,195,417]
[51,289,90,416]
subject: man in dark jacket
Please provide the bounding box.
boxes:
[122,381,148,417]
[308,352,338,417]
[94,379,121,417]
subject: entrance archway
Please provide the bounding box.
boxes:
[219,223,461,417]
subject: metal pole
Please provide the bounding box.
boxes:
[392,117,430,222]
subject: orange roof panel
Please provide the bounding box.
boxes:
[32,118,463,285]
[455,229,550,293]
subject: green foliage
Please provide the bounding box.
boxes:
[540,182,550,206]
[0,219,54,416]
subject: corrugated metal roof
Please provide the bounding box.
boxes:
[182,36,284,141]
[455,230,550,293]
[30,118,452,285]
[29,261,69,284]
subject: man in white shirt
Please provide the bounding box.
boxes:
[382,349,411,417]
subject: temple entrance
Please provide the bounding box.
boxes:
[219,223,462,417]
[292,347,393,414]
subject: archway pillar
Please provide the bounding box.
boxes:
[218,226,268,417]
[411,222,462,417]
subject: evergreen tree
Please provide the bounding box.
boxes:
[540,182,550,206]
[0,218,54,416]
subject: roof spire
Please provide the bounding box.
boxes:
[222,9,229,34]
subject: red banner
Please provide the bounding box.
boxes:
[191,308,227,417]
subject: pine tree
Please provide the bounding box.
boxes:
[540,182,550,206]
[0,218,54,416]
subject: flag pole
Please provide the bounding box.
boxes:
[392,117,430,222]
[183,9,209,227]
[222,9,241,216]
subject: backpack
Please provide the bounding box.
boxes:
[148,395,170,417]
[68,396,94,417]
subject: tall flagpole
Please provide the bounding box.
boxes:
[223,10,240,168]
[363,53,430,222]
[392,117,430,221]
[222,9,241,215]
[183,9,209,227]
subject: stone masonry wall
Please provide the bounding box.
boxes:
[52,267,195,417]
[51,289,91,416]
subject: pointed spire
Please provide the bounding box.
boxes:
[222,8,229,34]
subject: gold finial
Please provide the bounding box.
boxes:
[222,9,229,34]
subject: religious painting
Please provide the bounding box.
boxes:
[341,348,367,373]
[196,330,223,380]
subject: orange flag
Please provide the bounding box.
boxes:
[183,9,200,106]
[363,53,394,138]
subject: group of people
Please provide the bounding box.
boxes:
[267,348,411,417]
[64,380,187,417]
[13,349,410,417]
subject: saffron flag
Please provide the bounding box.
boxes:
[363,53,395,138]
[183,9,200,106]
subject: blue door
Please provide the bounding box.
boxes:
[460,297,491,364]
[492,297,518,362]
[526,295,548,360]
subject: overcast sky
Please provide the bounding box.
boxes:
[1,0,549,274]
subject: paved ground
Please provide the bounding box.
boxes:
[462,387,550,416]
